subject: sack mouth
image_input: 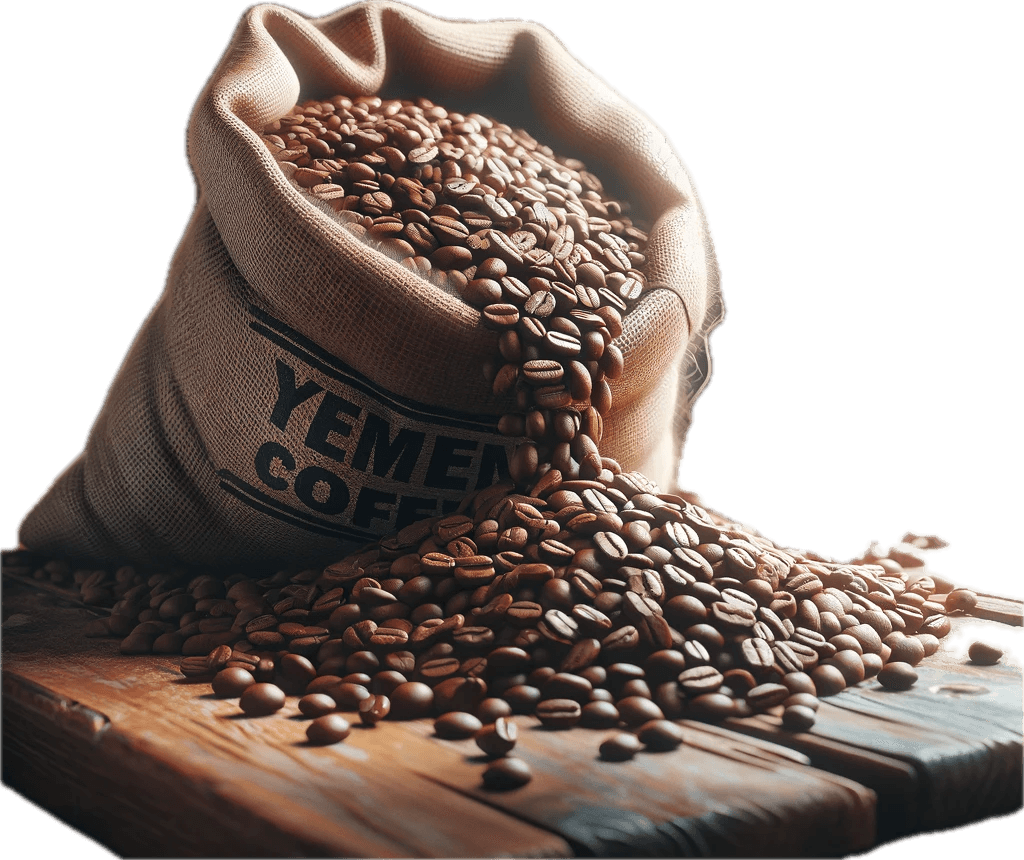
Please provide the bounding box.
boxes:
[188,0,718,436]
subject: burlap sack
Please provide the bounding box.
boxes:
[20,1,722,568]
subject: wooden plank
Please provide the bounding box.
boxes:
[721,611,1023,843]
[398,713,875,856]
[2,579,571,858]
[3,574,876,857]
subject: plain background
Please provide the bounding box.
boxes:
[1,0,1021,856]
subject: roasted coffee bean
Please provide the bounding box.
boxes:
[536,698,583,729]
[877,662,918,690]
[475,716,518,757]
[298,693,338,717]
[687,692,736,720]
[781,704,817,732]
[279,653,317,691]
[810,664,847,697]
[359,694,391,725]
[945,589,978,613]
[599,731,644,761]
[643,649,688,684]
[432,711,484,741]
[476,697,513,724]
[332,682,373,710]
[482,756,532,790]
[746,683,789,710]
[389,681,435,719]
[886,635,926,667]
[741,637,775,670]
[433,676,488,714]
[541,672,592,704]
[306,714,352,745]
[503,684,542,714]
[678,666,724,696]
[239,683,286,717]
[968,641,1003,666]
[212,667,256,698]
[616,696,664,728]
[637,719,685,751]
[580,700,620,729]
[828,650,866,685]
[782,671,816,696]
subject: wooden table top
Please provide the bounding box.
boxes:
[3,563,1021,857]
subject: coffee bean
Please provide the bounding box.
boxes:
[212,667,256,698]
[782,671,816,696]
[503,684,542,714]
[637,719,685,751]
[634,650,682,685]
[810,664,847,697]
[781,704,817,732]
[389,681,434,719]
[687,692,736,720]
[541,672,592,704]
[741,637,775,671]
[887,635,926,666]
[482,756,532,790]
[306,714,352,745]
[475,716,518,757]
[239,683,286,717]
[332,682,372,710]
[678,666,724,696]
[599,732,644,761]
[945,589,978,613]
[877,662,918,690]
[968,641,1003,666]
[359,694,391,725]
[435,710,484,739]
[298,693,338,717]
[616,696,664,728]
[580,700,620,729]
[746,683,789,711]
[721,668,757,696]
[476,697,513,724]
[828,650,866,685]
[536,698,582,729]
[783,692,820,712]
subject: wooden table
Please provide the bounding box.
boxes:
[3,562,1021,857]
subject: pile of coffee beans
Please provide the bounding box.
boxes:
[262,94,647,472]
[4,94,1001,793]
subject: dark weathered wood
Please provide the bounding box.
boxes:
[2,574,877,857]
[721,609,1023,842]
[401,712,875,856]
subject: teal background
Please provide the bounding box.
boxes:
[2,2,1020,855]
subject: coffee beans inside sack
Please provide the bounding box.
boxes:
[18,1,721,570]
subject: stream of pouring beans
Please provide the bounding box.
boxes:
[9,95,998,789]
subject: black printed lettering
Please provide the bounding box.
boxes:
[270,360,323,431]
[424,436,479,491]
[475,443,511,490]
[305,392,361,463]
[352,487,397,528]
[350,414,425,482]
[294,466,350,516]
[396,496,438,531]
[254,441,295,491]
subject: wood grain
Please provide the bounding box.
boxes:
[4,559,1021,856]
[2,574,878,857]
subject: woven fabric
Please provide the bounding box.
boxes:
[20,1,722,568]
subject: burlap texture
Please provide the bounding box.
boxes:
[20,1,723,568]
